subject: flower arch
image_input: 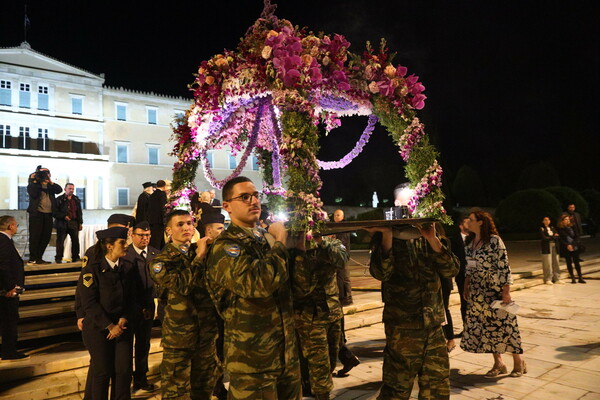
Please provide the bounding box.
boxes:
[170,1,450,235]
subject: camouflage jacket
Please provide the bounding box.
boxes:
[370,235,459,329]
[291,238,349,324]
[148,242,213,349]
[205,223,297,374]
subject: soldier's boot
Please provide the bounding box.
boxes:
[314,392,330,400]
[575,265,586,283]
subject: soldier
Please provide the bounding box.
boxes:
[122,221,158,393]
[291,236,349,400]
[148,210,218,400]
[135,182,154,225]
[205,176,301,399]
[77,226,135,400]
[367,184,459,400]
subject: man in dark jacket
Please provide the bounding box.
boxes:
[0,215,28,360]
[122,221,158,393]
[27,166,62,264]
[54,183,83,263]
[135,182,155,225]
[451,216,469,333]
[147,180,169,250]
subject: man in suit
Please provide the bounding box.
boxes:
[54,183,84,263]
[135,182,155,225]
[0,215,28,360]
[27,166,62,264]
[123,221,158,393]
[147,180,168,250]
[209,189,221,207]
[451,215,469,336]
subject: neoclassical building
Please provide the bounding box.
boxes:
[0,42,260,211]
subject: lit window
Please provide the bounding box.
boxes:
[0,80,11,106]
[116,143,129,163]
[148,146,159,165]
[206,151,214,167]
[37,128,49,151]
[117,188,129,206]
[19,126,30,149]
[19,83,31,108]
[251,155,259,171]
[72,97,83,115]
[228,152,237,169]
[38,86,49,110]
[116,103,127,121]
[147,107,157,125]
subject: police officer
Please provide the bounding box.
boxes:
[77,226,135,400]
[122,221,158,393]
[367,185,459,400]
[148,210,218,400]
[205,176,301,399]
[292,236,349,400]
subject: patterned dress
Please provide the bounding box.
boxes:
[460,235,523,354]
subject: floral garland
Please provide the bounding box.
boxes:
[170,0,452,233]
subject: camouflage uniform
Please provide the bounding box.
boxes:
[149,242,219,400]
[291,238,349,398]
[370,234,459,400]
[205,224,301,400]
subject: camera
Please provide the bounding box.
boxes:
[35,169,49,182]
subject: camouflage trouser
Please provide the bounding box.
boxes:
[378,325,449,400]
[161,333,220,399]
[296,318,341,395]
[227,361,302,400]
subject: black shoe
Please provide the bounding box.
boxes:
[571,278,577,284]
[55,260,63,264]
[336,356,360,377]
[578,278,587,284]
[133,380,155,393]
[2,352,30,361]
[72,258,81,263]
[454,331,463,339]
[36,259,51,264]
[302,382,314,397]
[578,258,584,262]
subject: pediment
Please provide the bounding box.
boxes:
[0,43,104,82]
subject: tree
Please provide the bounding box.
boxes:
[581,189,600,221]
[451,165,486,206]
[496,189,562,232]
[516,162,560,189]
[543,186,589,218]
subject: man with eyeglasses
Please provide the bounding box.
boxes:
[205,176,301,399]
[122,221,158,394]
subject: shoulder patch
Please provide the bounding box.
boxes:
[82,273,93,287]
[82,256,88,267]
[153,262,164,273]
[224,244,241,258]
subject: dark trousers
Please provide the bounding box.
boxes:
[565,250,583,279]
[440,277,454,341]
[132,316,153,384]
[28,212,53,261]
[338,316,356,366]
[0,297,19,358]
[56,225,81,262]
[149,224,165,250]
[82,325,132,400]
[456,277,467,326]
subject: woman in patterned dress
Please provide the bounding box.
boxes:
[460,210,526,377]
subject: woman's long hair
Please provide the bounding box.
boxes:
[465,210,499,246]
[90,237,120,263]
[557,215,572,229]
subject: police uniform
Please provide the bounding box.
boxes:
[205,223,301,400]
[77,227,135,400]
[148,242,219,400]
[370,233,459,400]
[291,238,349,399]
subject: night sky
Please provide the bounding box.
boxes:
[1,1,598,206]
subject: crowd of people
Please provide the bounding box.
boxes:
[0,169,592,399]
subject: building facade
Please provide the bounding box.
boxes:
[0,42,261,212]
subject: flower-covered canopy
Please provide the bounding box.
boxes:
[170,1,450,235]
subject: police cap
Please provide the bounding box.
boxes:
[201,211,225,225]
[107,214,135,227]
[96,226,128,240]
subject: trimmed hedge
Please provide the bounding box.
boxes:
[543,186,589,218]
[581,189,600,221]
[496,189,562,232]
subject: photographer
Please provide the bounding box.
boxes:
[27,166,62,264]
[54,183,83,263]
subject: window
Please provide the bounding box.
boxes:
[173,110,185,120]
[147,107,157,125]
[117,188,129,206]
[0,124,10,148]
[76,187,86,209]
[251,155,259,171]
[19,126,30,150]
[116,143,129,163]
[19,83,31,108]
[71,140,83,153]
[38,86,49,110]
[1,80,12,106]
[71,97,83,115]
[18,186,29,210]
[228,152,237,169]
[37,128,49,151]
[116,103,127,121]
[205,150,214,167]
[148,146,159,165]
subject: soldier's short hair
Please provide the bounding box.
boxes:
[222,176,253,202]
[156,180,167,188]
[165,209,191,226]
[0,215,16,231]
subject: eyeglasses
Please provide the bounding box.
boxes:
[226,191,260,204]
[133,233,151,238]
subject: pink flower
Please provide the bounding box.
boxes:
[283,69,301,87]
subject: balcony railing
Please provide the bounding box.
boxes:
[0,136,101,155]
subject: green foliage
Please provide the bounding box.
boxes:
[544,186,589,218]
[581,189,600,221]
[516,162,561,189]
[496,189,562,232]
[452,165,486,206]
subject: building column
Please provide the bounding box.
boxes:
[9,169,18,210]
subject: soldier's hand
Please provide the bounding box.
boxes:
[117,318,128,329]
[268,222,288,244]
[107,324,124,340]
[77,318,84,331]
[194,236,212,263]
